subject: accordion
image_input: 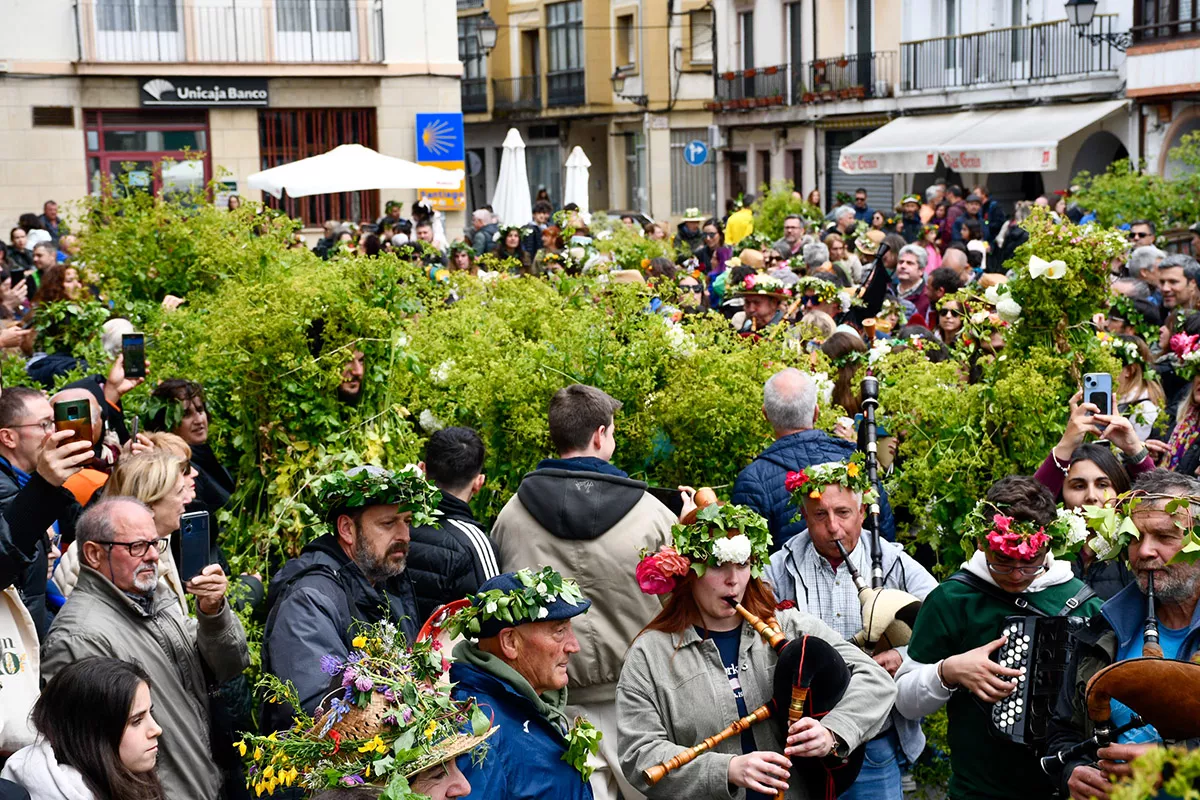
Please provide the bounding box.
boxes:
[988,615,1085,747]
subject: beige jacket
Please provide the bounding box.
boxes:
[491,465,676,703]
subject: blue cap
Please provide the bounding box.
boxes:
[473,570,591,639]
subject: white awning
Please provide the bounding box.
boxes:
[838,100,1128,175]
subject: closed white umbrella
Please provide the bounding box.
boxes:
[491,128,532,226]
[563,146,591,217]
[247,144,463,198]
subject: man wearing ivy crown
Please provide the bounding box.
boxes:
[767,454,938,800]
[1047,470,1200,800]
[261,465,441,731]
[893,476,1102,800]
[445,567,597,800]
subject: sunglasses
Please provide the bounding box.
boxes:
[939,308,962,318]
[679,284,703,294]
[704,231,719,238]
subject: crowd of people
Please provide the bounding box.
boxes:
[0,180,1199,800]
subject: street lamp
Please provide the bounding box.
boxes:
[610,67,648,107]
[1064,0,1130,51]
[475,11,498,56]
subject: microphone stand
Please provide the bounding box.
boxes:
[860,374,885,588]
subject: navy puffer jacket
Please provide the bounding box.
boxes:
[731,429,896,550]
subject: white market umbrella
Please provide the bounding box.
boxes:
[563,146,591,218]
[491,128,532,225]
[247,144,463,198]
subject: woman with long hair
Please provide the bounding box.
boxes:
[32,264,84,306]
[617,498,891,799]
[1,657,164,800]
[934,298,964,347]
[532,225,565,276]
[821,331,868,417]
[1111,334,1163,440]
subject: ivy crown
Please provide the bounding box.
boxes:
[671,502,773,578]
[317,465,442,528]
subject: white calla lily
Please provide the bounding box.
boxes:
[1028,254,1068,280]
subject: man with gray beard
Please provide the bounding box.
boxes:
[1048,469,1200,800]
[262,465,440,730]
[42,497,248,800]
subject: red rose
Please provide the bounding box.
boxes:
[785,471,810,492]
[655,546,692,577]
[636,556,678,595]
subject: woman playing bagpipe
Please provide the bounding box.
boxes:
[616,493,896,799]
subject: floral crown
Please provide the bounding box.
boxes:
[794,275,842,304]
[921,224,940,238]
[447,240,475,256]
[828,348,867,370]
[493,225,524,241]
[960,500,1086,562]
[440,566,585,639]
[1107,294,1158,343]
[636,501,772,594]
[1096,331,1152,372]
[1169,332,1200,380]
[317,465,442,528]
[736,271,793,298]
[235,622,493,798]
[785,452,877,506]
[1080,491,1200,563]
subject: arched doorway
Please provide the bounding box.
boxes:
[1070,130,1129,182]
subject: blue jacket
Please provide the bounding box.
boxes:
[731,429,895,549]
[450,661,594,800]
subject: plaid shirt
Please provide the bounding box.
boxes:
[795,538,874,641]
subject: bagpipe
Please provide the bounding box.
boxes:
[1041,572,1200,773]
[844,366,923,655]
[644,602,866,799]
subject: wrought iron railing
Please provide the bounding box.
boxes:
[461,78,488,113]
[1132,14,1199,42]
[76,0,384,63]
[900,15,1119,92]
[798,52,896,102]
[493,76,541,113]
[547,68,585,107]
[714,64,788,110]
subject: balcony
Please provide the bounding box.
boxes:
[461,77,488,114]
[1133,2,1199,43]
[713,64,788,111]
[547,68,585,107]
[493,76,541,115]
[799,52,896,102]
[76,0,384,64]
[900,15,1119,92]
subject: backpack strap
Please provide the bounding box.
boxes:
[1058,583,1096,616]
[946,570,1049,617]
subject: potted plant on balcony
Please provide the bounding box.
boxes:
[836,57,850,68]
[813,59,826,69]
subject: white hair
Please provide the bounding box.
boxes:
[763,369,817,432]
[472,209,491,223]
[101,318,135,358]
[834,205,856,223]
[898,243,927,271]
[1128,245,1166,278]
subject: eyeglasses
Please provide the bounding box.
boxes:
[987,561,1047,577]
[703,231,719,238]
[938,308,962,318]
[8,420,54,433]
[94,538,169,558]
[680,284,704,294]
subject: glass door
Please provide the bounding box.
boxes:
[94,0,184,61]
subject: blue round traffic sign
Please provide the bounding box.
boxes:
[684,139,709,167]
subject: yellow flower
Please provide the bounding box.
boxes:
[809,489,822,499]
[423,720,438,740]
[255,783,265,797]
[364,764,371,778]
[352,635,367,648]
[253,747,264,762]
[235,741,247,757]
[376,739,388,754]
[359,735,386,754]
[263,766,275,780]
[846,463,860,478]
[283,768,298,787]
[266,732,277,742]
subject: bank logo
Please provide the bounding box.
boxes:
[142,79,176,101]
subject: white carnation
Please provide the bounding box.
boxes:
[996,296,1022,323]
[984,285,1002,305]
[712,534,753,566]
[418,409,444,433]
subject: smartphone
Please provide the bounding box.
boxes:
[179,511,211,583]
[53,399,93,446]
[122,332,146,379]
[1083,372,1114,433]
[646,486,686,518]
[130,415,140,439]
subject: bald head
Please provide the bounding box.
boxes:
[943,248,970,279]
[763,369,818,436]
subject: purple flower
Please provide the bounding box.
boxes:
[346,652,364,664]
[329,698,351,720]
[340,775,365,786]
[341,666,358,687]
[355,675,374,692]
[402,706,413,723]
[383,688,397,703]
[320,654,342,676]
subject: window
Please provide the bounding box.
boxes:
[458,16,487,81]
[97,0,177,32]
[616,14,635,69]
[759,151,772,190]
[259,108,378,225]
[84,109,209,199]
[547,0,584,106]
[276,0,350,33]
[944,0,957,69]
[689,9,714,65]
[739,11,754,70]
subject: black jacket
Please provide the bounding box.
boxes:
[261,533,419,730]
[407,493,499,621]
[0,460,83,638]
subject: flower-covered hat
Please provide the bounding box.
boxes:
[793,275,842,305]
[442,566,590,640]
[1096,331,1152,372]
[785,452,878,507]
[636,498,773,594]
[318,465,442,528]
[734,271,794,300]
[682,207,706,222]
[235,622,494,798]
[1107,293,1161,344]
[960,500,1091,562]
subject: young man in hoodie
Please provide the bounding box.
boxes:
[490,384,675,800]
[408,426,499,621]
[894,477,1103,800]
[766,456,938,800]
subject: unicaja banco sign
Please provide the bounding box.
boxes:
[140,78,270,108]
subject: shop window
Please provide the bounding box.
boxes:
[84,109,210,200]
[259,108,378,226]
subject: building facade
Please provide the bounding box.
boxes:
[457,0,717,225]
[1,0,463,232]
[709,0,1135,213]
